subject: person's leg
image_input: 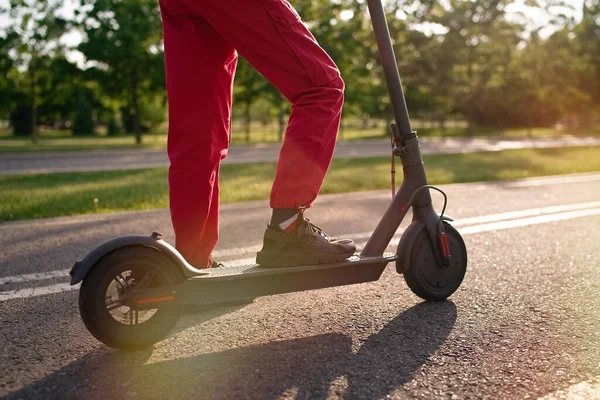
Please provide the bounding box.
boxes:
[184,0,344,210]
[184,0,354,266]
[160,0,237,268]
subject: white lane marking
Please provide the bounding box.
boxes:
[2,202,599,285]
[452,201,600,227]
[0,269,68,285]
[459,207,600,235]
[355,207,600,249]
[504,172,600,187]
[326,201,600,243]
[0,282,74,302]
[1,204,600,302]
[537,380,600,400]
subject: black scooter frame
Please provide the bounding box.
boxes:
[70,0,452,307]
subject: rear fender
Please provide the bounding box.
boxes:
[69,233,207,285]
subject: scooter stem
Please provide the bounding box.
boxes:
[361,0,437,256]
[366,0,412,137]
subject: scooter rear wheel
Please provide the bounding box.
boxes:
[403,222,467,301]
[79,246,184,351]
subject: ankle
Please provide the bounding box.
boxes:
[270,208,303,233]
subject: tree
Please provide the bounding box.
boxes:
[39,56,90,128]
[539,28,594,129]
[9,105,33,135]
[233,57,269,143]
[0,32,20,121]
[428,0,525,134]
[72,94,95,135]
[575,0,600,125]
[77,0,164,144]
[6,0,69,142]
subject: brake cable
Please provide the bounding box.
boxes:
[389,134,452,265]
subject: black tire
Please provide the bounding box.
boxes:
[403,222,467,301]
[79,245,184,351]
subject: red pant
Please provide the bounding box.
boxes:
[160,0,344,267]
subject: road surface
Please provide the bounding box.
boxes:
[1,172,600,399]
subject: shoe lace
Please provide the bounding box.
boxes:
[302,218,328,239]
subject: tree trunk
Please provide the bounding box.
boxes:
[244,101,251,143]
[131,70,142,145]
[29,66,37,144]
[439,114,446,137]
[527,107,533,137]
[277,92,284,142]
[467,50,475,137]
[467,110,474,137]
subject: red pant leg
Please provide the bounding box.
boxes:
[185,0,345,209]
[160,1,237,268]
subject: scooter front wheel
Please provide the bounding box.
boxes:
[403,222,467,301]
[79,246,184,351]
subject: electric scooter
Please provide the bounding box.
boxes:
[70,0,468,351]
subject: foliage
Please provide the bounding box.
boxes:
[5,0,71,141]
[0,0,599,141]
[76,0,164,144]
[9,104,33,136]
[107,115,122,136]
[71,95,95,136]
[0,33,20,119]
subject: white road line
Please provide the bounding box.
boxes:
[357,207,600,250]
[537,379,600,399]
[0,269,68,285]
[0,282,73,302]
[452,201,600,227]
[1,204,600,302]
[504,172,600,187]
[458,207,600,235]
[324,201,600,245]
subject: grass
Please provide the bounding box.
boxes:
[1,122,598,153]
[2,146,600,222]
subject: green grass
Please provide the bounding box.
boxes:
[2,146,600,222]
[1,122,598,153]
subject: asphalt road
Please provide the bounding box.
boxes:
[2,135,600,175]
[1,172,600,399]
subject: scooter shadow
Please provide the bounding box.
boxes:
[7,301,457,399]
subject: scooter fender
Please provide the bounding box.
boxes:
[69,233,207,285]
[395,216,455,274]
[395,220,425,274]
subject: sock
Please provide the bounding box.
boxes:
[270,208,302,232]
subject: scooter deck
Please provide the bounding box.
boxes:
[132,253,397,307]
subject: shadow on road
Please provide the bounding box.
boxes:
[6,301,456,399]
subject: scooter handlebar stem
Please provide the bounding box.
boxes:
[366,0,413,137]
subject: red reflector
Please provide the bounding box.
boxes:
[440,233,451,257]
[137,295,175,305]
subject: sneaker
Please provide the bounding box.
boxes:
[256,216,356,268]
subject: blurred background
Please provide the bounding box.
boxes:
[0,0,598,147]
